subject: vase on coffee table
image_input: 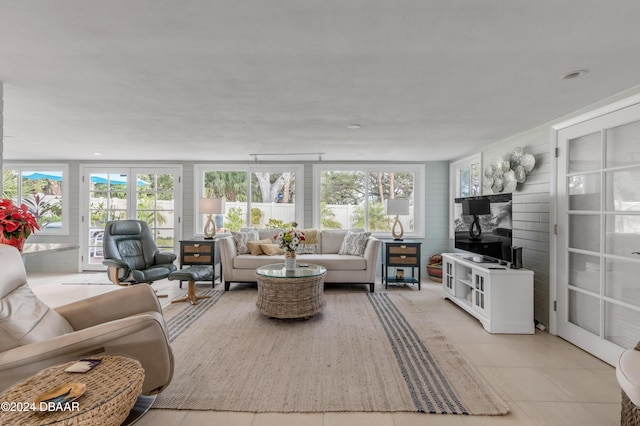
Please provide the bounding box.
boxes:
[284,250,296,271]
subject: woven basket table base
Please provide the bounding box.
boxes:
[0,355,144,426]
[256,272,327,319]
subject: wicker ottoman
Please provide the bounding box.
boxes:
[255,263,327,319]
[0,355,144,426]
[618,342,640,426]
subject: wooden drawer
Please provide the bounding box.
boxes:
[182,253,212,264]
[388,255,419,266]
[183,243,212,254]
[388,245,418,255]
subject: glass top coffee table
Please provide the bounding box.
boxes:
[255,263,327,319]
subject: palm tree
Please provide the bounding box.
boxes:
[352,202,391,231]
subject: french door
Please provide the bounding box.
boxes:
[556,102,640,365]
[81,166,182,271]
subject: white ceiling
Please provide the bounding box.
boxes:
[2,1,640,163]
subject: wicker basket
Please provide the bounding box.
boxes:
[427,254,443,283]
[0,355,144,426]
[622,390,640,426]
[256,272,327,319]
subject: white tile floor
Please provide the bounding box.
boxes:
[27,273,622,426]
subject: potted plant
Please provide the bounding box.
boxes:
[0,198,40,252]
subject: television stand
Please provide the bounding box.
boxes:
[441,253,534,334]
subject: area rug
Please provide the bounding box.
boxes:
[62,273,113,285]
[154,289,509,415]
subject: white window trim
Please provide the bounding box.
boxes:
[4,163,70,236]
[194,163,305,236]
[449,154,482,239]
[312,163,425,238]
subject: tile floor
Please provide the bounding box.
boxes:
[27,273,622,426]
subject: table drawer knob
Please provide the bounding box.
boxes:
[401,245,406,249]
[194,244,200,248]
[193,253,200,258]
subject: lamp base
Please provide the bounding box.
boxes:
[203,215,217,239]
[391,215,404,240]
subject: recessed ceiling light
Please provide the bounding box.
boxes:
[347,124,362,129]
[93,152,102,156]
[562,69,588,80]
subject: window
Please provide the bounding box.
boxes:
[313,164,424,237]
[2,164,69,235]
[449,154,482,238]
[195,164,304,234]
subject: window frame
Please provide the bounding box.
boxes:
[312,163,425,238]
[3,163,70,236]
[449,154,482,239]
[194,163,305,235]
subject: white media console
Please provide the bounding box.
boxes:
[441,253,534,334]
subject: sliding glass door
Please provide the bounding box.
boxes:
[81,166,181,271]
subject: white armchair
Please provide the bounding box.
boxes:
[0,244,174,395]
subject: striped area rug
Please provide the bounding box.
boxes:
[155,289,508,415]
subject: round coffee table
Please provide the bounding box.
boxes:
[0,355,144,426]
[255,263,327,319]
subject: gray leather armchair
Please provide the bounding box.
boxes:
[0,244,174,395]
[102,220,177,287]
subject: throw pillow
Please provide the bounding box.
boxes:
[338,231,371,256]
[295,228,319,254]
[261,243,285,256]
[232,230,259,255]
[247,238,273,256]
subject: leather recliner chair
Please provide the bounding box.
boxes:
[102,220,177,287]
[0,244,174,395]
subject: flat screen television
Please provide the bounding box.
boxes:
[453,193,513,263]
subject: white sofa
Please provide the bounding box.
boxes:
[219,229,381,292]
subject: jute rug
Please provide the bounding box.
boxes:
[154,289,509,415]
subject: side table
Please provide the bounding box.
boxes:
[381,240,422,290]
[0,355,145,426]
[179,238,222,288]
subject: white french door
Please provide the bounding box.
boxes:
[556,102,640,365]
[80,166,182,271]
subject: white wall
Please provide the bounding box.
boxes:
[479,83,640,327]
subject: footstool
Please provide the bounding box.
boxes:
[168,266,213,305]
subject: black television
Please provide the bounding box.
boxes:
[453,193,513,263]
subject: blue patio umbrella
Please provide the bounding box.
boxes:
[22,172,149,186]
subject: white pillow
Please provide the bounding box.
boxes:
[231,230,259,255]
[338,231,371,256]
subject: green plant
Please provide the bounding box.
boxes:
[224,207,245,231]
[320,202,342,230]
[352,202,391,231]
[251,207,264,227]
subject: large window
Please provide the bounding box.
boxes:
[313,164,424,237]
[2,164,69,235]
[195,164,303,234]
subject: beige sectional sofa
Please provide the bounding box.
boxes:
[219,229,381,292]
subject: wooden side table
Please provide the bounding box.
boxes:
[0,355,144,426]
[382,240,422,290]
[179,238,222,288]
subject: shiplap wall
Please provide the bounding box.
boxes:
[482,131,552,326]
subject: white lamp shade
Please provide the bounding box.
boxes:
[199,197,225,214]
[384,199,410,215]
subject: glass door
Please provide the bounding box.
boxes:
[81,166,181,271]
[556,103,640,365]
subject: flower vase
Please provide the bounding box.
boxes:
[0,235,26,252]
[284,250,296,271]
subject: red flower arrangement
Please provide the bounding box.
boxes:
[0,198,40,251]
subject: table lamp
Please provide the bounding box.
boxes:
[462,198,491,240]
[199,197,225,239]
[385,199,410,240]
